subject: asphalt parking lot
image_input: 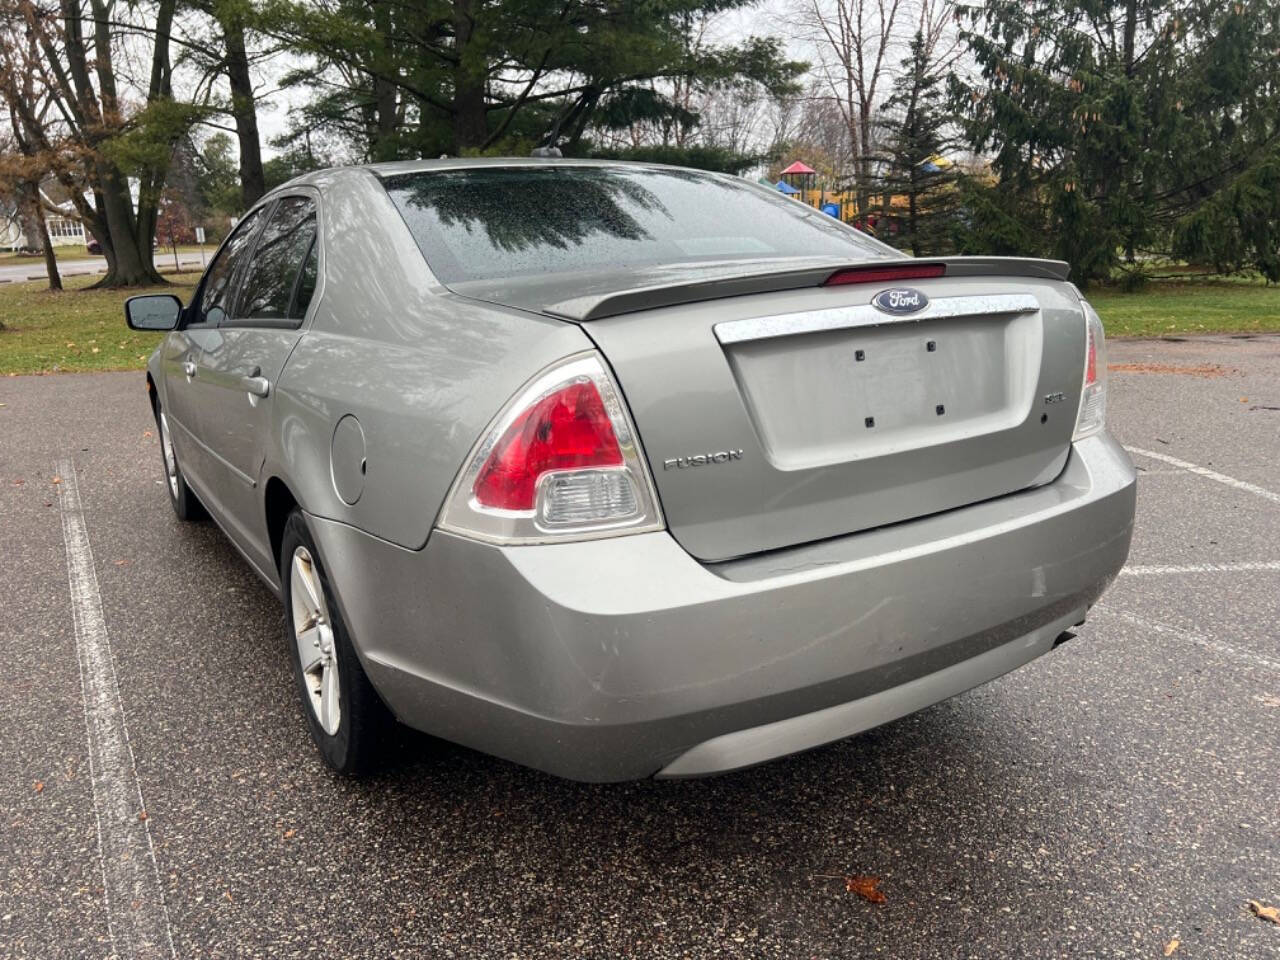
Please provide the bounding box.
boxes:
[2,334,1279,959]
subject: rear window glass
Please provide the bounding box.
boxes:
[380,166,889,284]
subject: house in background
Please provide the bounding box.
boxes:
[0,181,88,251]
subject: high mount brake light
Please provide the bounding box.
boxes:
[1073,301,1108,440]
[823,264,946,286]
[438,353,664,544]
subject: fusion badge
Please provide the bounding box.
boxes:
[663,449,744,471]
[871,287,929,315]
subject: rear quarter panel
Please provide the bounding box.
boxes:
[268,169,592,550]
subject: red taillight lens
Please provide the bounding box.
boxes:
[824,264,946,286]
[1084,321,1098,385]
[473,379,623,511]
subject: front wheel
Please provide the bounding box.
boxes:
[280,510,391,775]
[155,403,206,521]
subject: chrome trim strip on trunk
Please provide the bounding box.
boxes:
[713,293,1041,345]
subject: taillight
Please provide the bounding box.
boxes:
[1073,301,1107,440]
[824,264,945,286]
[439,353,664,544]
[473,380,622,510]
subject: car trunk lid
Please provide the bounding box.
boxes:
[453,259,1086,563]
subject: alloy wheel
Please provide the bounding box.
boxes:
[290,546,342,736]
[158,412,179,499]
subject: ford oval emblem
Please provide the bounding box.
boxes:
[872,288,929,315]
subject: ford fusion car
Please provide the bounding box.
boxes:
[124,159,1136,780]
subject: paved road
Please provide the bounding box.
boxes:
[2,336,1279,959]
[0,254,207,284]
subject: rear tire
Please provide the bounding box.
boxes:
[155,402,206,521]
[280,509,391,776]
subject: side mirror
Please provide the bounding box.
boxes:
[125,294,183,331]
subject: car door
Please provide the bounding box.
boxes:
[164,206,268,498]
[192,193,320,571]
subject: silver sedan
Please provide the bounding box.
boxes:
[125,159,1135,780]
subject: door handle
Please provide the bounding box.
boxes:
[240,366,271,398]
[182,360,197,378]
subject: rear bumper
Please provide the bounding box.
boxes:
[309,433,1135,781]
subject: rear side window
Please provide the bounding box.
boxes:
[197,207,265,325]
[235,196,318,323]
[381,166,890,284]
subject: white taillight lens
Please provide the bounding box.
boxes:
[1073,301,1107,440]
[438,352,664,544]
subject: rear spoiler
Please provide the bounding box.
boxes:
[545,256,1070,322]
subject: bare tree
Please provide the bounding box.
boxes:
[0,29,60,288]
[791,0,908,214]
[0,0,181,286]
[911,0,961,80]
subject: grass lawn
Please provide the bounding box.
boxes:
[1,275,1277,376]
[0,274,197,375]
[1090,279,1280,338]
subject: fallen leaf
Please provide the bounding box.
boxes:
[33,781,44,794]
[845,875,887,904]
[114,559,129,566]
[283,828,296,839]
[51,476,62,485]
[143,430,153,438]
[223,890,233,902]
[1164,939,1180,956]
[1249,900,1280,924]
[137,810,148,822]
[12,479,23,486]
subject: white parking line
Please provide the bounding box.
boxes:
[1125,445,1280,505]
[56,459,176,960]
[1122,561,1280,576]
[1097,606,1280,674]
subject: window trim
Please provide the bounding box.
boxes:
[286,235,319,319]
[223,190,321,331]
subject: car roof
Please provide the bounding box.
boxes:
[275,156,731,193]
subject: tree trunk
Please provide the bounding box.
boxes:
[97,0,176,286]
[93,163,162,286]
[15,184,45,254]
[451,0,488,150]
[857,107,874,218]
[908,169,920,256]
[21,182,62,291]
[37,222,61,292]
[370,0,399,160]
[1122,0,1138,74]
[224,20,265,208]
